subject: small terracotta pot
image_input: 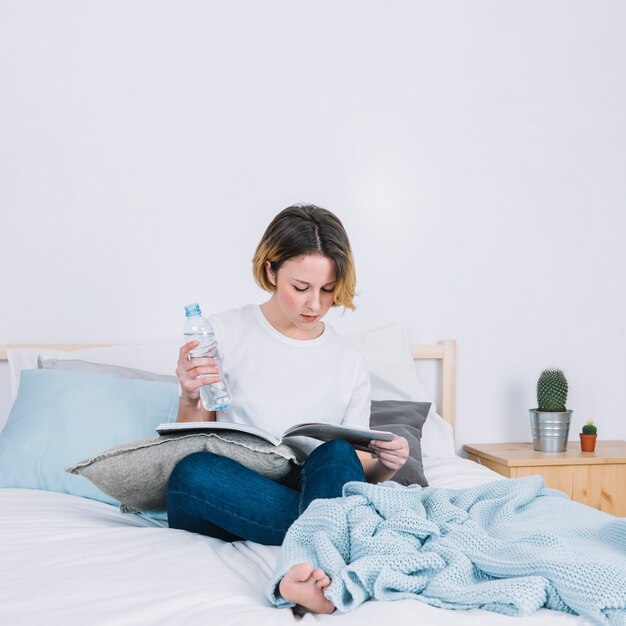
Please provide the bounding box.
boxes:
[579,433,597,452]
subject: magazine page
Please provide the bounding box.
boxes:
[282,423,394,451]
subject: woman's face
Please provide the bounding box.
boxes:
[266,254,337,333]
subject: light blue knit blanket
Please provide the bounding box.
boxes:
[267,476,626,625]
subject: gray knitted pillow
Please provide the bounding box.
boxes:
[66,432,302,513]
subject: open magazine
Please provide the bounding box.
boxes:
[156,421,395,452]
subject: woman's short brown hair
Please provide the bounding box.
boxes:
[252,204,357,310]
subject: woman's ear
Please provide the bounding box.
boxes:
[265,261,276,287]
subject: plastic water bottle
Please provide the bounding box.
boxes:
[183,303,231,411]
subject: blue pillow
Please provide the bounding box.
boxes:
[0,369,178,506]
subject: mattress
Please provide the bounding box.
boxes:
[0,456,594,626]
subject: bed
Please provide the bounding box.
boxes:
[0,328,617,625]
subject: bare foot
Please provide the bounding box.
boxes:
[278,562,335,614]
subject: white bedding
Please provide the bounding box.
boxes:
[0,456,593,626]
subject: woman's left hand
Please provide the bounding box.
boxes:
[368,436,409,472]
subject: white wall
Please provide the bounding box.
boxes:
[1,1,625,450]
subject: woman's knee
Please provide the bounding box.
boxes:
[308,439,360,467]
[168,451,227,492]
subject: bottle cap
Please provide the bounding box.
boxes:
[184,303,202,318]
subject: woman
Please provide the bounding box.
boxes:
[167,204,409,612]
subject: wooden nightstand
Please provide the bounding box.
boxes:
[463,441,626,517]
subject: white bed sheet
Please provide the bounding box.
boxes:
[0,456,593,626]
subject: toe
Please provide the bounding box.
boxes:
[290,563,314,582]
[311,567,326,581]
[311,568,331,588]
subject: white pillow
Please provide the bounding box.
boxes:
[420,409,456,458]
[345,324,455,458]
[345,324,433,403]
[7,340,181,402]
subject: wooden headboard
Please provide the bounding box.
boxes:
[410,340,456,433]
[0,340,457,432]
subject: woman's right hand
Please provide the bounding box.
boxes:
[176,341,224,402]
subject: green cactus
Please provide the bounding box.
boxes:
[582,419,597,435]
[536,369,568,412]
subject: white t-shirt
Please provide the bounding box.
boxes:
[208,304,371,450]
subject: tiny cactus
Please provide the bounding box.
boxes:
[582,419,597,435]
[536,369,568,412]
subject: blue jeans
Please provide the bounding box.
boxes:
[167,439,365,545]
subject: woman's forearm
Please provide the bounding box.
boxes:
[176,395,216,423]
[356,451,397,483]
[364,459,398,483]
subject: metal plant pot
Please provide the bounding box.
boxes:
[529,409,572,452]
